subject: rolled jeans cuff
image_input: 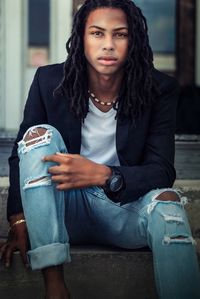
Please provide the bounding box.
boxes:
[27,243,71,270]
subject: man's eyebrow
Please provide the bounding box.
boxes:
[88,25,128,31]
[88,25,105,30]
[113,27,128,31]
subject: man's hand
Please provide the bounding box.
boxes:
[43,153,111,190]
[0,213,29,268]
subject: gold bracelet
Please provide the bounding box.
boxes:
[10,219,26,229]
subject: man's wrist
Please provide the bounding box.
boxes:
[9,213,25,226]
[103,166,125,194]
[98,165,112,187]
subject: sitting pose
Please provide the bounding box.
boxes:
[1,0,200,298]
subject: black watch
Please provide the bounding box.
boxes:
[103,167,124,193]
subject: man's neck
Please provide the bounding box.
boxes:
[88,71,123,101]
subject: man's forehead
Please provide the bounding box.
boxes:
[85,7,128,28]
[88,25,128,31]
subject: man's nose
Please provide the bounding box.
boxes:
[102,35,115,51]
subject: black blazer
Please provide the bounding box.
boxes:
[7,63,179,218]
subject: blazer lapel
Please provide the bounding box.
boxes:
[66,113,81,154]
[116,118,130,163]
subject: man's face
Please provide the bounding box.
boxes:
[84,8,129,77]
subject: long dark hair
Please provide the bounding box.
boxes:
[55,0,159,120]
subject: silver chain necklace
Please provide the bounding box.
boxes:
[88,90,118,106]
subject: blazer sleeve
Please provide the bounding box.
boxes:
[110,78,179,204]
[7,67,48,219]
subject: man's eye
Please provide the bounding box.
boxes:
[115,32,128,38]
[91,31,103,37]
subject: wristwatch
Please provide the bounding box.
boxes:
[103,167,124,194]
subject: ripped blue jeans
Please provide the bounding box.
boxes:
[18,125,200,299]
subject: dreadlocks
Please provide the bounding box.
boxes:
[55,0,160,120]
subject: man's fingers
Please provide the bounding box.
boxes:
[0,241,5,248]
[4,245,15,267]
[48,165,63,174]
[55,152,67,156]
[56,183,68,190]
[43,153,69,163]
[1,243,28,268]
[58,153,81,159]
[51,174,69,182]
[0,242,7,251]
[20,248,29,268]
[43,153,80,163]
[0,243,8,259]
[55,181,82,190]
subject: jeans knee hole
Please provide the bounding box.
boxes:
[23,176,52,190]
[19,127,53,154]
[155,191,180,202]
[162,235,196,246]
[163,214,184,224]
[24,127,50,146]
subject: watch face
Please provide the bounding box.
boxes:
[110,174,123,192]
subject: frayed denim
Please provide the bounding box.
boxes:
[18,124,200,299]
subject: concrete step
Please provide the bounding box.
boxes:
[0,246,159,299]
[175,136,200,179]
[0,244,200,299]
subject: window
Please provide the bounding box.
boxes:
[28,0,50,66]
[134,0,176,53]
[134,0,176,72]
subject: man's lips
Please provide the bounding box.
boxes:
[97,57,118,66]
[98,56,117,61]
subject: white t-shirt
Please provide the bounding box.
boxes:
[80,99,120,166]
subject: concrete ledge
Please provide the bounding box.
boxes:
[0,245,200,299]
[174,179,200,191]
[0,247,157,299]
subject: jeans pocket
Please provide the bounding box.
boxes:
[85,186,107,200]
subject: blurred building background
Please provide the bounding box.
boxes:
[0,0,199,133]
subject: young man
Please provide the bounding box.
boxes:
[1,0,200,298]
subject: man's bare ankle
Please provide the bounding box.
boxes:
[42,265,65,284]
[42,265,70,298]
